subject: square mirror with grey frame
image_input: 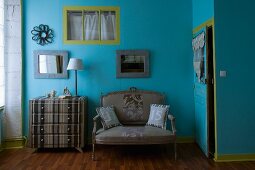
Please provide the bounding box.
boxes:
[116,50,149,78]
[34,50,69,79]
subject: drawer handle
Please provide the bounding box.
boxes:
[41,106,44,109]
[67,117,70,120]
[41,117,44,120]
[40,139,44,142]
[40,128,44,131]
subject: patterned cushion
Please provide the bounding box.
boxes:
[96,106,122,129]
[146,104,170,128]
[122,94,144,121]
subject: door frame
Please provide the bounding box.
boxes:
[193,18,217,159]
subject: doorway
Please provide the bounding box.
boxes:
[207,26,215,158]
[193,22,216,158]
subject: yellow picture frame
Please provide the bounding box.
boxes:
[63,6,120,45]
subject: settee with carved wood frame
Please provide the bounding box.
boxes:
[92,88,176,160]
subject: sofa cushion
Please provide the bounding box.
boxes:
[101,90,165,125]
[95,126,174,144]
[146,104,170,128]
[96,106,122,129]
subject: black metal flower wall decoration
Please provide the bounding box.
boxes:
[31,24,54,46]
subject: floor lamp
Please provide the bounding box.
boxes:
[67,58,84,96]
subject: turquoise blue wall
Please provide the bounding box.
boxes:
[192,0,214,28]
[215,0,255,155]
[23,0,194,138]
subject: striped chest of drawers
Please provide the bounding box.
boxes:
[29,96,87,151]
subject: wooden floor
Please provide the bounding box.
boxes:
[0,143,255,170]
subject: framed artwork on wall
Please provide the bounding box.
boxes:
[34,50,69,79]
[63,6,120,45]
[116,50,150,78]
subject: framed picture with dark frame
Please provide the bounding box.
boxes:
[116,50,150,78]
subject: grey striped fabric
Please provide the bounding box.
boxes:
[32,113,79,124]
[32,134,80,148]
[32,97,80,113]
[31,124,80,134]
[30,97,86,148]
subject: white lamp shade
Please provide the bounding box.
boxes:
[67,58,84,70]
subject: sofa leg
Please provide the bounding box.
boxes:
[92,144,95,161]
[174,142,177,161]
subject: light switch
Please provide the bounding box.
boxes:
[220,70,227,77]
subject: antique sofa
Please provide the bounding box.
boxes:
[92,87,176,160]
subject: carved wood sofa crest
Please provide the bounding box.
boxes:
[92,87,177,160]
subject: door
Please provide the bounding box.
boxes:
[192,25,215,157]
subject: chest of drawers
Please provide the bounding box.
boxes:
[29,96,87,152]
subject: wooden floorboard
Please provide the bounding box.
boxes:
[0,143,255,170]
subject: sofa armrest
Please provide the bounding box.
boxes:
[92,115,100,144]
[168,114,176,135]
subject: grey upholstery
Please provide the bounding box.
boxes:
[101,90,164,125]
[92,88,176,160]
[96,126,174,144]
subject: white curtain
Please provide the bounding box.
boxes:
[101,12,116,40]
[68,11,116,41]
[68,12,82,40]
[0,0,4,108]
[0,0,4,146]
[84,12,99,40]
[3,1,22,139]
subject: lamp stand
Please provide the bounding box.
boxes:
[75,70,78,96]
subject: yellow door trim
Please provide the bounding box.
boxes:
[193,18,214,34]
[215,154,255,162]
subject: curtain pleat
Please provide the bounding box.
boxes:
[101,12,116,40]
[84,12,99,40]
[68,12,83,40]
